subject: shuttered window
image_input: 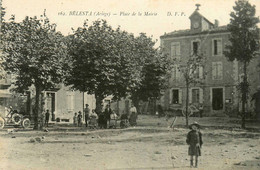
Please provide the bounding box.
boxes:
[212,62,223,80]
[172,65,180,81]
[171,42,181,59]
[67,91,74,112]
[212,39,222,56]
[189,88,203,104]
[169,89,182,104]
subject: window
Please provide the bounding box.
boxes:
[172,65,180,81]
[67,91,74,112]
[212,39,222,56]
[212,62,223,80]
[192,41,200,55]
[170,89,182,104]
[192,89,200,103]
[171,42,180,59]
[189,88,203,104]
[172,89,179,104]
[190,66,203,79]
[192,67,200,79]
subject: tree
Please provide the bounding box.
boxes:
[178,52,205,127]
[224,0,259,128]
[66,20,169,114]
[66,20,143,114]
[1,13,68,129]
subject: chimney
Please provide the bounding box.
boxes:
[195,4,201,11]
[214,20,219,28]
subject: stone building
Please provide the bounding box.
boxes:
[160,6,260,116]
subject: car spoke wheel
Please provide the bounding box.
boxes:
[0,117,5,129]
[12,113,22,125]
[182,106,192,117]
[22,118,31,129]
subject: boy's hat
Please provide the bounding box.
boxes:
[189,121,200,129]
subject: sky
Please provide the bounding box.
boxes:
[2,0,260,46]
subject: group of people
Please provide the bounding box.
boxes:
[73,103,138,129]
[73,104,99,127]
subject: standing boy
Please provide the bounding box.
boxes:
[78,111,82,127]
[73,112,78,127]
[186,122,203,168]
[45,110,50,127]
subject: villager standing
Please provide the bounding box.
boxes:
[73,112,78,127]
[45,110,50,127]
[129,103,137,126]
[78,111,83,127]
[199,104,204,118]
[104,104,112,128]
[186,122,203,168]
[84,104,90,127]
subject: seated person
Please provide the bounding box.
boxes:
[120,113,128,120]
[89,109,98,119]
[110,111,118,120]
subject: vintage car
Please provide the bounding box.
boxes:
[0,107,31,129]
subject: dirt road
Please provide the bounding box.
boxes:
[0,116,260,170]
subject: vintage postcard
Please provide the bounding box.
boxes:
[0,0,260,169]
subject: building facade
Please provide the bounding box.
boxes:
[160,7,260,116]
[40,85,96,122]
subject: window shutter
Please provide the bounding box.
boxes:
[189,89,192,103]
[218,62,223,80]
[169,89,172,104]
[179,89,182,104]
[199,66,203,79]
[199,88,203,103]
[67,91,75,112]
[212,62,217,80]
[217,40,222,55]
[171,45,174,57]
[67,92,71,111]
[176,43,180,56]
[176,65,180,80]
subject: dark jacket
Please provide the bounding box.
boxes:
[104,108,112,120]
[186,130,203,156]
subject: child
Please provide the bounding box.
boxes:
[73,112,78,127]
[186,122,203,168]
[77,111,82,127]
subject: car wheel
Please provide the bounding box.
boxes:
[22,118,31,129]
[12,113,22,125]
[0,117,5,129]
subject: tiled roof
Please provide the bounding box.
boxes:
[160,25,228,38]
[160,25,229,39]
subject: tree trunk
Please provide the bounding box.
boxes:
[241,62,247,129]
[185,83,189,127]
[95,93,103,115]
[117,100,120,115]
[33,85,42,130]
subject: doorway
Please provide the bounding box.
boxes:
[212,88,223,110]
[46,92,55,120]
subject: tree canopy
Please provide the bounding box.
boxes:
[224,0,259,63]
[66,20,170,112]
[1,13,69,129]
